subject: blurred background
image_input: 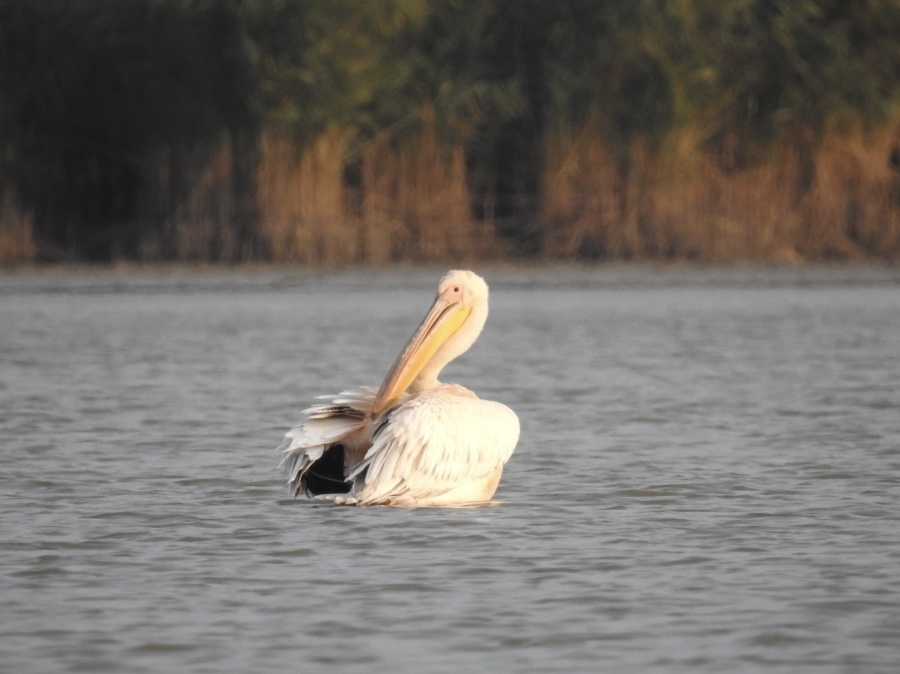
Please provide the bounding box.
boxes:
[1,0,899,265]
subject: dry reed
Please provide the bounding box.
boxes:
[0,191,35,264]
[359,106,494,263]
[3,114,898,264]
[540,115,900,262]
[258,128,357,264]
[259,107,501,264]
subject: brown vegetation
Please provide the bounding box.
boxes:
[3,115,899,266]
[257,109,505,265]
[0,192,34,264]
[541,117,900,263]
[252,111,900,265]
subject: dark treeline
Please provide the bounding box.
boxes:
[1,0,900,263]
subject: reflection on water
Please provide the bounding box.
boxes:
[2,265,899,673]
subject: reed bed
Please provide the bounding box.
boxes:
[3,118,899,265]
[0,192,34,264]
[541,118,900,262]
[259,110,502,264]
[258,129,346,265]
[357,108,498,263]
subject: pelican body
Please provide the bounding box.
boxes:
[277,270,519,506]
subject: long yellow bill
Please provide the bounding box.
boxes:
[372,296,470,415]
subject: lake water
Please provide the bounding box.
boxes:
[2,265,899,673]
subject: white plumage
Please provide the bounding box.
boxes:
[277,270,519,506]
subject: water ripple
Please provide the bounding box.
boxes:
[2,266,900,673]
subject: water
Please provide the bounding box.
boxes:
[2,265,899,673]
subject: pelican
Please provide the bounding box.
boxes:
[277,269,519,506]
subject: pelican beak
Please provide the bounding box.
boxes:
[373,295,471,415]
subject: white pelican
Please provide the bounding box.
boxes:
[277,270,519,506]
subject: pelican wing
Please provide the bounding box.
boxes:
[277,387,376,493]
[348,385,520,506]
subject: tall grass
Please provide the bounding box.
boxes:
[3,115,898,265]
[541,116,900,261]
[259,108,502,264]
[799,124,900,259]
[259,128,355,264]
[159,142,238,261]
[0,191,34,264]
[358,107,498,263]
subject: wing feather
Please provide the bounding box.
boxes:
[277,387,376,494]
[350,386,519,505]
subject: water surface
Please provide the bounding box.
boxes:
[2,265,899,673]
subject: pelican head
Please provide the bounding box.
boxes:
[373,270,489,415]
